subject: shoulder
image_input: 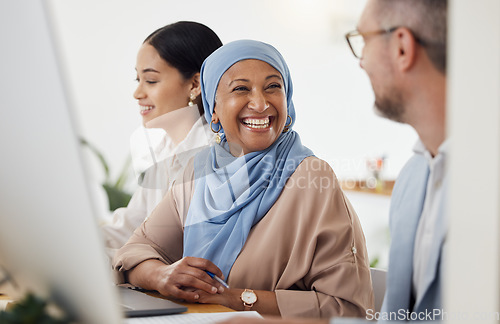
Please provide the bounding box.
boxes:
[284,156,340,195]
[389,153,430,225]
[400,153,428,174]
[392,153,429,196]
[291,156,336,178]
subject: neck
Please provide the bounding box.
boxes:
[228,142,245,157]
[414,119,446,157]
[405,68,447,157]
[145,105,200,146]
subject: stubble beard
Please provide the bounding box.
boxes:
[373,90,406,123]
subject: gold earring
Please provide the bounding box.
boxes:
[210,120,222,144]
[188,93,196,106]
[282,115,292,133]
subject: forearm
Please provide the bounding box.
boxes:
[126,259,165,291]
[231,289,280,315]
[200,288,281,316]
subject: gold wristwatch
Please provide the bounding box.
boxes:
[240,289,257,311]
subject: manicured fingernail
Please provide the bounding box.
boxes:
[194,294,199,299]
[218,286,225,293]
[212,286,217,293]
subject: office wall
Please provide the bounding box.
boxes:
[46,0,416,188]
[44,0,413,267]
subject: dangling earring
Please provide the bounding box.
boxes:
[210,120,222,144]
[188,92,196,106]
[282,115,292,133]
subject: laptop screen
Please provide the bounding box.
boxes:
[0,1,127,322]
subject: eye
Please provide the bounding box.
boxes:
[135,76,158,84]
[232,85,249,92]
[267,83,282,89]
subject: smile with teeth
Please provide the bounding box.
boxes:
[140,105,154,112]
[241,117,271,129]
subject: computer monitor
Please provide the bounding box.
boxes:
[0,1,185,322]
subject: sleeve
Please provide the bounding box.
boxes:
[100,186,157,261]
[272,158,374,318]
[100,161,170,262]
[112,160,195,283]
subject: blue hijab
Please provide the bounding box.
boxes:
[182,40,314,280]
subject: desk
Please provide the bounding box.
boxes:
[143,291,235,313]
[0,292,234,314]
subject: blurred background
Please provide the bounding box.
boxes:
[46,0,419,268]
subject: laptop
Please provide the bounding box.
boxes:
[0,1,186,322]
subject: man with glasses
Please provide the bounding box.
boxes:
[344,0,448,322]
[219,0,448,323]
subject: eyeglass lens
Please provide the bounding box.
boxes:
[349,34,365,58]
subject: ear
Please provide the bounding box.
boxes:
[212,105,219,123]
[189,72,201,97]
[394,27,418,72]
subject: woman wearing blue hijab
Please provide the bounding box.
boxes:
[114,40,373,318]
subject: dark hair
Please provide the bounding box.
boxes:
[144,21,222,114]
[377,0,447,74]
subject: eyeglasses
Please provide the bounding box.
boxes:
[345,27,399,59]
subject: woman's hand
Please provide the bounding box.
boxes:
[126,257,226,302]
[195,287,243,310]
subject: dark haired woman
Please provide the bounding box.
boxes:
[101,21,222,260]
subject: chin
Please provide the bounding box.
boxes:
[373,101,405,124]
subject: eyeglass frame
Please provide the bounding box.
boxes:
[345,26,425,59]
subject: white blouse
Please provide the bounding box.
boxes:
[101,116,213,260]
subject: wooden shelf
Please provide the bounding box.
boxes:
[340,179,395,196]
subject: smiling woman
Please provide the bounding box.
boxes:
[134,44,196,125]
[113,40,374,319]
[212,59,288,156]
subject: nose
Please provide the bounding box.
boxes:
[133,82,144,100]
[247,90,269,113]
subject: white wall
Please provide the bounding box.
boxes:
[45,0,413,266]
[46,0,416,187]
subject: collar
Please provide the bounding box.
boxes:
[168,116,214,167]
[413,138,449,162]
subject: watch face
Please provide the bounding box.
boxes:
[241,290,257,304]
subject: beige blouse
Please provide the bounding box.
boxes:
[113,156,374,318]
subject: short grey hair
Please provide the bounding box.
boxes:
[375,0,447,73]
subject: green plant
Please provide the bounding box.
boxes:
[370,257,380,268]
[0,292,70,324]
[80,138,133,211]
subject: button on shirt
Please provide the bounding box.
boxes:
[412,139,448,303]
